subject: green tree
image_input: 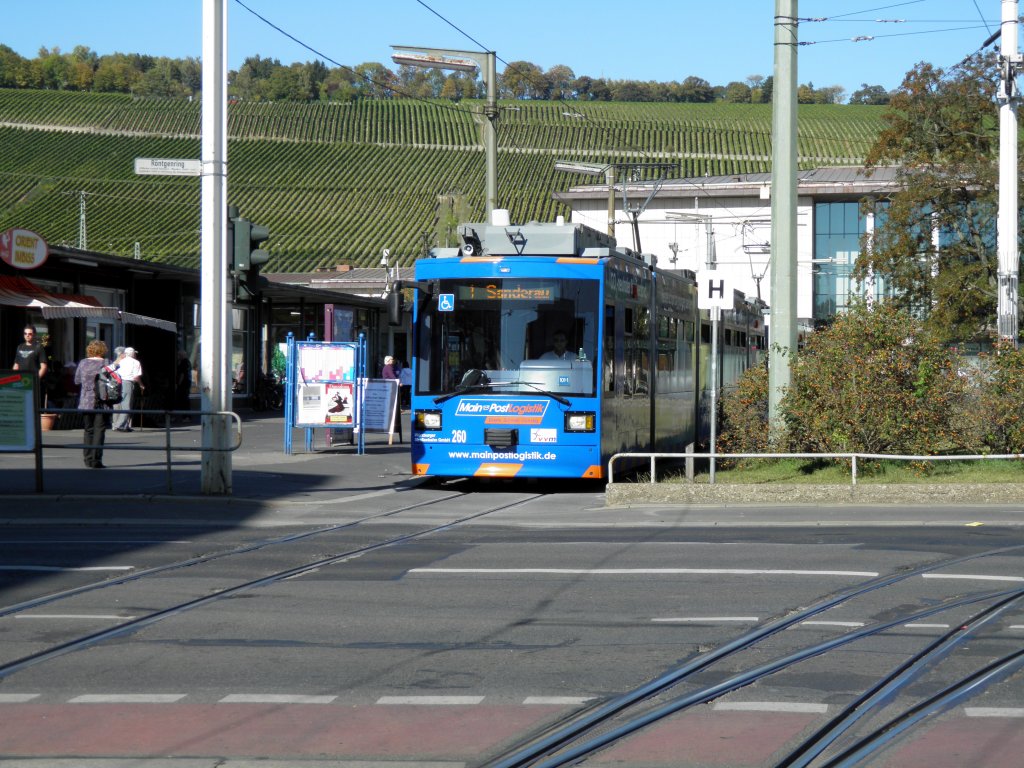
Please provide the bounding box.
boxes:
[500,60,545,99]
[92,52,144,93]
[678,76,714,103]
[850,83,890,105]
[321,66,360,101]
[857,54,1007,343]
[353,61,395,99]
[545,64,575,100]
[37,46,72,90]
[0,44,31,88]
[723,81,752,103]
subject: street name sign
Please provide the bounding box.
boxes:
[134,157,202,176]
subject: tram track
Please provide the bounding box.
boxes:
[0,487,547,681]
[487,544,1024,768]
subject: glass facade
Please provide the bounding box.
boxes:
[813,202,864,320]
[813,201,892,321]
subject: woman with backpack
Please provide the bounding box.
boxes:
[73,339,112,469]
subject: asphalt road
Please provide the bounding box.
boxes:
[2,415,1024,767]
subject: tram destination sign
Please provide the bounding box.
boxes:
[134,157,202,176]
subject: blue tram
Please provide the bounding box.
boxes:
[409,216,764,480]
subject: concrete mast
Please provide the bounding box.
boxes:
[769,0,799,426]
[200,0,232,493]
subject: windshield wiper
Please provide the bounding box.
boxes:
[487,380,572,406]
[431,373,573,407]
[433,383,491,405]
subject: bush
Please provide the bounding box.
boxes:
[782,303,966,456]
[959,342,1024,454]
[718,362,773,465]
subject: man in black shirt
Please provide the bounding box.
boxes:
[12,324,47,378]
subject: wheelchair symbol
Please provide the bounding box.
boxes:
[438,293,455,312]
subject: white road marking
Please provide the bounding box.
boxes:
[922,573,1024,582]
[377,696,485,705]
[801,620,866,627]
[15,614,136,620]
[0,565,133,572]
[714,701,828,713]
[411,568,879,577]
[652,616,759,623]
[0,694,40,702]
[965,707,1024,718]
[523,696,595,705]
[69,694,186,703]
[220,694,337,704]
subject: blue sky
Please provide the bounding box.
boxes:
[1,1,1005,100]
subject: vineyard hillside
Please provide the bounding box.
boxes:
[0,89,887,271]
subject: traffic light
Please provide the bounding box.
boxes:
[229,211,270,302]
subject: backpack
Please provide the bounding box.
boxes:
[95,365,124,405]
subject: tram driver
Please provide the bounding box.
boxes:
[539,330,573,361]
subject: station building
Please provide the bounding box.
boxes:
[0,241,389,423]
[557,166,901,332]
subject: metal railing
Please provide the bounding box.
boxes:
[38,407,243,494]
[608,451,1024,486]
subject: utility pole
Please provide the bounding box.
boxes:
[78,191,87,250]
[769,0,799,426]
[997,0,1020,348]
[200,0,232,494]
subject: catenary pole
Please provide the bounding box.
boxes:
[200,0,232,493]
[769,0,798,427]
[997,0,1020,347]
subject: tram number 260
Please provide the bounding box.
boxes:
[452,429,468,443]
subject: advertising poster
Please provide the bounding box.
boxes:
[297,381,354,426]
[324,382,354,426]
[293,341,358,428]
[0,371,35,452]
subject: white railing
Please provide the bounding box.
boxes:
[608,451,1024,486]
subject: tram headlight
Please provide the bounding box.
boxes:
[564,411,595,432]
[415,409,443,431]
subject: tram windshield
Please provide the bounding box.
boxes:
[417,277,600,398]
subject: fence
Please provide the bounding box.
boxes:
[608,451,1024,486]
[37,407,243,493]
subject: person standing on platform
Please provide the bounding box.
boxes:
[382,355,397,380]
[112,347,143,432]
[12,324,48,379]
[74,339,111,469]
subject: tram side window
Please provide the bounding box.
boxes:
[700,323,711,344]
[604,304,615,393]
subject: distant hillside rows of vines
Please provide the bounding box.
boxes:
[0,89,887,270]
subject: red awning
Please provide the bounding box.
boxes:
[1,275,176,333]
[0,275,102,308]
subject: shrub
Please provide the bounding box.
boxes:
[782,302,967,456]
[717,362,772,465]
[959,342,1024,454]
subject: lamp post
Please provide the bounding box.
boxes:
[554,161,616,237]
[392,46,498,219]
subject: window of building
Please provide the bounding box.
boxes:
[813,202,865,320]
